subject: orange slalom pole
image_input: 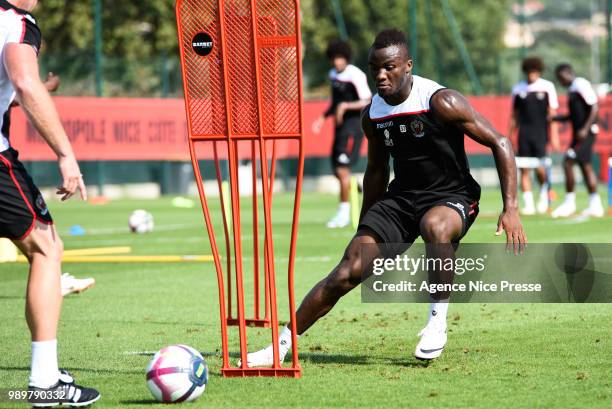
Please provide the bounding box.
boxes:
[289,0,305,372]
[213,143,233,321]
[228,138,249,367]
[249,0,281,369]
[262,140,277,321]
[176,0,231,371]
[216,0,247,369]
[187,138,230,370]
[251,141,261,320]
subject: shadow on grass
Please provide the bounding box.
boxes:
[120,399,163,405]
[90,319,205,326]
[389,358,432,368]
[294,352,371,365]
[198,351,435,369]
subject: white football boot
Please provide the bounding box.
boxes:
[237,344,285,368]
[237,327,294,367]
[581,196,604,218]
[520,204,536,216]
[520,192,536,216]
[536,192,549,214]
[414,321,447,360]
[327,202,351,228]
[61,273,96,297]
[551,200,576,218]
[326,213,350,228]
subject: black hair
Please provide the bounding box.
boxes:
[326,39,352,61]
[521,57,544,74]
[555,63,573,75]
[372,28,410,56]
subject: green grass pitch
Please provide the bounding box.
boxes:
[0,189,610,408]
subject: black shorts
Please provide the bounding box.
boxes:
[332,116,363,168]
[568,133,596,163]
[0,148,53,240]
[358,191,479,244]
[518,134,547,158]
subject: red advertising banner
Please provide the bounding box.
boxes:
[8,95,612,161]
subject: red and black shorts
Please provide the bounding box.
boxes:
[0,148,52,240]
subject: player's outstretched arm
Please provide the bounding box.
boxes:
[4,43,87,201]
[359,106,390,222]
[430,89,526,252]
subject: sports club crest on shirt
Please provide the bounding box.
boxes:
[383,129,394,146]
[36,195,49,216]
[410,120,425,138]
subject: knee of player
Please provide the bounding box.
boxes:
[32,234,64,262]
[420,218,454,243]
[327,261,361,293]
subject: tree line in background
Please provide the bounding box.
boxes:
[33,0,602,97]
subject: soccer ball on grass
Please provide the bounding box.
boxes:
[128,210,154,233]
[146,344,208,403]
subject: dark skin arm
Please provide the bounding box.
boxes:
[551,113,570,122]
[576,103,598,141]
[359,105,390,222]
[431,89,527,252]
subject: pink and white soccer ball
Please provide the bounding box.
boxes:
[146,344,208,403]
[128,209,154,234]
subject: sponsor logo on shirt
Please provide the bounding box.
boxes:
[376,120,393,129]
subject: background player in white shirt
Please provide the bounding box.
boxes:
[509,57,560,215]
[551,63,604,218]
[312,39,372,228]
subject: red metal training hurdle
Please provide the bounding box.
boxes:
[176,0,304,377]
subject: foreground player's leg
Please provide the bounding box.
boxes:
[15,222,100,407]
[327,165,351,228]
[552,157,577,218]
[241,232,381,367]
[415,206,464,360]
[579,162,604,217]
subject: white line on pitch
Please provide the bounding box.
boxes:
[122,351,156,356]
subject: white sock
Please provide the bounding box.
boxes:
[539,184,548,200]
[522,191,534,208]
[338,202,350,218]
[565,192,576,205]
[278,325,298,354]
[29,340,60,388]
[589,193,601,207]
[428,298,449,327]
